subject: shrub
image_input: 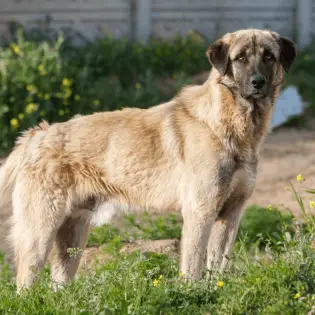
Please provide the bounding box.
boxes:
[0,29,209,153]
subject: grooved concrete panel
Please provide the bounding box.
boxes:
[0,0,312,43]
[0,0,131,41]
[151,0,296,40]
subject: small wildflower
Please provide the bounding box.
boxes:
[62,78,71,87]
[294,292,301,299]
[217,281,224,288]
[297,174,305,182]
[10,44,21,55]
[285,186,289,191]
[310,200,315,208]
[18,113,24,120]
[179,272,184,278]
[135,83,142,89]
[25,103,39,114]
[26,84,36,93]
[74,94,80,101]
[10,118,19,129]
[158,275,163,280]
[93,99,100,106]
[38,64,47,76]
[153,279,159,287]
[312,295,315,300]
[38,64,44,72]
[58,109,65,116]
[268,204,273,211]
[64,88,72,99]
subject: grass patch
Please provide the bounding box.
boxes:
[0,183,315,313]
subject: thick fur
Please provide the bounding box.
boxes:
[0,29,296,292]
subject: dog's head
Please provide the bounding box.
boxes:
[206,29,297,99]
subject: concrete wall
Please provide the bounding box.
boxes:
[0,0,314,48]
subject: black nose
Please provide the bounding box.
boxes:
[251,75,266,89]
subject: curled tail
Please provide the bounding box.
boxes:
[0,120,50,208]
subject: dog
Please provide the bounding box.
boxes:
[0,29,296,292]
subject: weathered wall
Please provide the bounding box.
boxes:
[0,0,313,47]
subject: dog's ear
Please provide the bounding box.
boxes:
[206,40,229,76]
[279,36,297,73]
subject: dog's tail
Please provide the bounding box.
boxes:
[0,120,50,208]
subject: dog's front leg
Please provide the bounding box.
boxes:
[206,197,245,273]
[180,191,225,280]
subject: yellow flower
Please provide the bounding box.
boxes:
[10,118,19,129]
[312,295,315,301]
[294,292,300,299]
[58,109,65,116]
[268,204,273,211]
[10,44,21,55]
[18,113,24,120]
[44,93,51,100]
[158,275,163,280]
[26,84,36,93]
[135,83,142,89]
[25,103,39,114]
[74,94,80,101]
[296,174,305,182]
[217,281,224,288]
[179,272,184,278]
[93,99,100,106]
[310,200,315,208]
[37,64,47,76]
[285,186,289,191]
[62,78,71,87]
[64,88,72,99]
[153,279,159,287]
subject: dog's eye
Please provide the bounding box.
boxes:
[264,52,274,61]
[235,55,246,62]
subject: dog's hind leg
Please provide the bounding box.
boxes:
[49,213,90,290]
[10,179,67,293]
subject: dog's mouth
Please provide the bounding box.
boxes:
[251,92,266,99]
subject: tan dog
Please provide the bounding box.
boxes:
[0,29,296,292]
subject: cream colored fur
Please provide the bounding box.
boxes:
[0,29,296,292]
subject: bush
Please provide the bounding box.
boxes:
[0,29,209,152]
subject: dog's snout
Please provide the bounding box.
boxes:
[250,74,266,89]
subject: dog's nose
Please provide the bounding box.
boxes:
[251,75,266,89]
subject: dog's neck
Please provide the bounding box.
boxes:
[179,69,280,156]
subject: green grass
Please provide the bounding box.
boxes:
[0,184,314,314]
[1,229,315,314]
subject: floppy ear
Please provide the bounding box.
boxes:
[206,40,229,76]
[279,36,297,73]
